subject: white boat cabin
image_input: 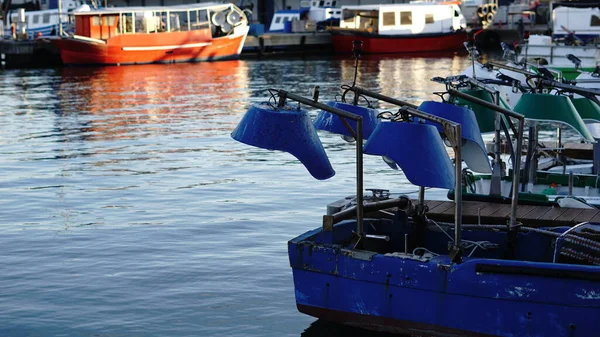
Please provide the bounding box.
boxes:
[339,3,466,35]
[269,0,341,32]
[552,5,600,42]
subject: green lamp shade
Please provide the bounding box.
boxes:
[451,89,509,134]
[571,97,600,123]
[513,93,595,142]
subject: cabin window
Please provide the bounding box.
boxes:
[92,16,100,26]
[32,15,39,24]
[170,13,182,31]
[312,1,317,6]
[400,11,412,25]
[591,15,600,27]
[120,13,134,33]
[283,17,290,22]
[425,13,434,24]
[275,17,282,23]
[105,16,116,26]
[382,12,395,26]
[332,1,336,6]
[43,13,50,24]
[190,9,208,30]
[319,1,324,6]
[134,12,146,33]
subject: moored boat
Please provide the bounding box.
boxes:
[330,3,468,54]
[51,2,249,65]
[231,47,600,336]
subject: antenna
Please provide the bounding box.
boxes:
[351,40,363,88]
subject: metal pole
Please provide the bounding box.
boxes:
[58,0,63,36]
[509,119,524,228]
[491,91,502,195]
[276,90,365,235]
[454,124,463,246]
[356,118,364,235]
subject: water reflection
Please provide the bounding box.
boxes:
[337,53,468,109]
[55,61,251,141]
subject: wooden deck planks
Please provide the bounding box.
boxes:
[423,200,595,227]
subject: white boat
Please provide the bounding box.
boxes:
[268,0,341,32]
[330,3,467,54]
[525,34,600,73]
[1,0,87,39]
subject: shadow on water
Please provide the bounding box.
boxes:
[302,319,419,337]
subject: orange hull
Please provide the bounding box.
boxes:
[53,30,248,65]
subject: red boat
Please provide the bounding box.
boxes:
[52,3,249,65]
[331,3,468,54]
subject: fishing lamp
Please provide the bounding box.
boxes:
[231,103,335,180]
[571,97,600,123]
[363,120,455,189]
[231,89,368,236]
[313,102,380,141]
[418,101,492,174]
[513,93,595,142]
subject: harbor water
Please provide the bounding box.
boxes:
[1,55,470,337]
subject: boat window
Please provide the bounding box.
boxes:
[190,9,208,30]
[170,12,183,31]
[425,13,434,24]
[400,11,412,25]
[92,16,100,26]
[134,12,146,33]
[591,15,600,27]
[283,17,290,22]
[312,1,317,6]
[32,15,39,24]
[42,13,50,24]
[332,1,336,6]
[319,1,324,6]
[105,16,116,26]
[382,12,395,26]
[275,17,282,24]
[454,10,460,17]
[120,13,134,33]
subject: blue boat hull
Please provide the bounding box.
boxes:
[289,222,600,337]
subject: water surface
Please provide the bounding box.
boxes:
[0,55,470,337]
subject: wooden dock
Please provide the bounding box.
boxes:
[0,39,60,68]
[241,32,332,57]
[425,199,600,228]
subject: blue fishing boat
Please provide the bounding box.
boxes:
[231,48,600,336]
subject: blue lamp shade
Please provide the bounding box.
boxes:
[231,104,335,180]
[418,101,492,174]
[364,122,455,189]
[313,102,380,139]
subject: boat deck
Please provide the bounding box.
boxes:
[425,200,600,227]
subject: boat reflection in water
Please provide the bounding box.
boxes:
[56,60,250,142]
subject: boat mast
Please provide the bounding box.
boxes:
[58,0,63,36]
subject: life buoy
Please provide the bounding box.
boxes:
[211,11,226,26]
[481,5,488,15]
[226,10,241,25]
[486,13,494,23]
[490,4,497,14]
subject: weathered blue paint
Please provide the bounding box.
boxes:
[288,219,600,336]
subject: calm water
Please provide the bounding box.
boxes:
[0,55,470,337]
